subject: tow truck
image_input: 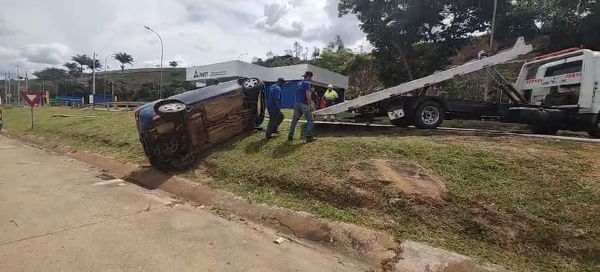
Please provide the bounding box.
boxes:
[313,37,600,138]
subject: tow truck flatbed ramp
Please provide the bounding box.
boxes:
[314,37,534,116]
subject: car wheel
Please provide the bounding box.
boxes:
[253,89,266,128]
[412,101,445,129]
[159,135,180,156]
[242,77,263,91]
[154,100,186,118]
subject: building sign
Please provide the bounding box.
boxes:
[193,70,228,79]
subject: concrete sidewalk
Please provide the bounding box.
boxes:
[0,135,365,272]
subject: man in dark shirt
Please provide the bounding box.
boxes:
[266,78,285,139]
[288,71,317,142]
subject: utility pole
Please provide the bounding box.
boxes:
[16,66,20,104]
[25,71,29,92]
[7,71,11,105]
[3,73,7,105]
[92,48,97,109]
[42,81,45,106]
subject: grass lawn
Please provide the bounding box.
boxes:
[3,106,600,272]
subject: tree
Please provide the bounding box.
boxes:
[85,58,102,72]
[312,47,320,59]
[334,35,345,51]
[346,54,381,98]
[266,51,275,59]
[33,68,68,82]
[339,0,495,85]
[113,52,134,73]
[314,47,356,75]
[293,41,303,58]
[71,54,91,75]
[63,62,80,77]
[169,61,178,68]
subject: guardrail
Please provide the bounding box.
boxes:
[92,101,148,108]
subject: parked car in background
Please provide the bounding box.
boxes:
[134,77,265,169]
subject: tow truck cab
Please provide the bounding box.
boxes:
[509,48,600,136]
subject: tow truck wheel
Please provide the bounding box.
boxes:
[530,126,559,135]
[412,101,445,129]
[588,131,600,138]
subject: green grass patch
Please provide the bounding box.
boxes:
[3,107,600,272]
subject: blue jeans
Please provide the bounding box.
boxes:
[288,103,314,139]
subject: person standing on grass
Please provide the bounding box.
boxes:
[266,78,285,139]
[323,84,339,121]
[288,71,317,142]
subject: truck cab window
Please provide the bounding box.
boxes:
[544,60,582,77]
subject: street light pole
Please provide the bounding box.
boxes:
[144,26,164,99]
[104,53,116,108]
[237,53,248,60]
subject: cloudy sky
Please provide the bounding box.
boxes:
[0,0,370,77]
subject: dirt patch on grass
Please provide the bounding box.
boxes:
[350,159,447,203]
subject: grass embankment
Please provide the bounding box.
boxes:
[3,107,600,272]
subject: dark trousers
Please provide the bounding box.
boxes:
[326,100,336,107]
[266,109,284,137]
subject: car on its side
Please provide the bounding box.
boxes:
[134,77,265,170]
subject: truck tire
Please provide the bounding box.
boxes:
[412,101,445,129]
[588,131,600,138]
[390,117,411,127]
[530,126,559,135]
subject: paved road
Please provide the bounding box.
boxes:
[0,136,365,272]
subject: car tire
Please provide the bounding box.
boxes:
[154,100,186,118]
[253,89,266,128]
[412,101,445,129]
[242,77,263,92]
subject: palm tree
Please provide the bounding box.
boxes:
[113,53,134,73]
[169,61,178,68]
[71,54,90,75]
[113,53,134,100]
[63,62,80,77]
[85,59,102,72]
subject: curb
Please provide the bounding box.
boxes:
[2,131,513,272]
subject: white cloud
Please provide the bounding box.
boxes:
[0,0,369,77]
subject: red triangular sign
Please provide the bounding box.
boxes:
[20,91,42,107]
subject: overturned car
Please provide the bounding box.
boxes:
[134,77,265,170]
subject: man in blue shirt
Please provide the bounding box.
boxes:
[288,71,317,142]
[266,78,285,139]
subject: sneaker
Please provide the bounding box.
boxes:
[306,137,317,143]
[287,136,294,141]
[266,134,279,139]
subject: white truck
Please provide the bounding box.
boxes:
[313,37,600,138]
